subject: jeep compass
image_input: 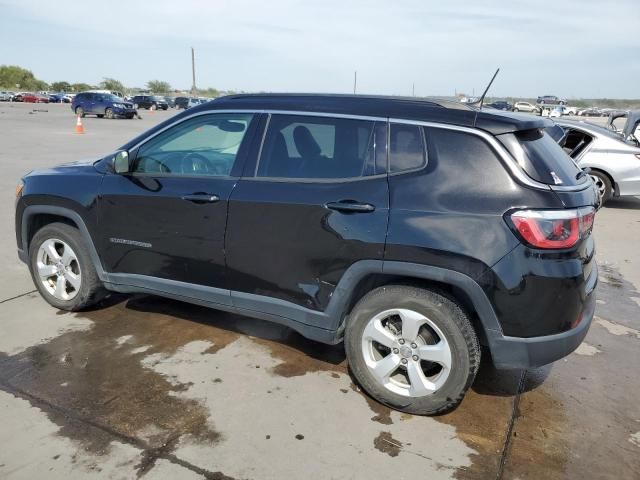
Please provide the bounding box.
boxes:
[15,94,599,414]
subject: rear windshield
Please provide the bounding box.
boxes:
[499,129,583,186]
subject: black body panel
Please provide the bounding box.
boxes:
[15,93,600,369]
[225,176,389,312]
[97,174,236,289]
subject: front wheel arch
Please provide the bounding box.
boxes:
[21,206,106,282]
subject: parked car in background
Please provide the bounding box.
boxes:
[552,119,640,202]
[187,97,202,108]
[537,95,566,105]
[22,93,50,103]
[0,91,15,101]
[512,101,540,114]
[174,96,190,109]
[164,96,176,108]
[16,93,599,415]
[563,106,578,115]
[12,93,27,102]
[131,95,169,110]
[48,93,71,103]
[542,105,565,118]
[71,92,136,119]
[578,107,602,117]
[487,100,513,111]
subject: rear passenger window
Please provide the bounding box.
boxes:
[257,115,378,179]
[389,123,426,173]
[500,129,583,186]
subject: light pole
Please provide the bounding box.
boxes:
[191,47,197,95]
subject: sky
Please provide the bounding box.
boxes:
[1,0,639,98]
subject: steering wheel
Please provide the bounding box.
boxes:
[181,153,215,175]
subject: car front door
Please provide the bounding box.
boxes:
[98,111,259,301]
[225,113,389,329]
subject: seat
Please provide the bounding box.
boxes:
[293,126,325,177]
[261,132,291,177]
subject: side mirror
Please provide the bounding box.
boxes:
[113,151,130,174]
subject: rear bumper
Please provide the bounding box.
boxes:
[487,262,597,369]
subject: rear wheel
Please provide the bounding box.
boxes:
[29,223,106,311]
[75,106,85,117]
[345,285,480,415]
[590,170,612,203]
[513,108,520,112]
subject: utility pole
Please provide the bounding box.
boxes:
[412,82,415,97]
[191,47,197,95]
[353,71,357,94]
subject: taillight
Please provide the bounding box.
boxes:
[509,207,595,249]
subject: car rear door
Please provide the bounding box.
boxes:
[98,111,260,300]
[225,113,389,329]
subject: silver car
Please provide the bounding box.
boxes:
[513,101,540,114]
[554,119,640,202]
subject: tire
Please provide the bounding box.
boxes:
[97,114,104,118]
[28,223,106,311]
[345,285,480,415]
[513,108,519,112]
[75,106,85,118]
[105,108,114,119]
[590,170,612,203]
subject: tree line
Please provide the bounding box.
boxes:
[0,65,228,96]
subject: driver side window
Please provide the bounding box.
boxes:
[133,113,254,176]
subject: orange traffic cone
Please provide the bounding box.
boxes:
[74,115,84,134]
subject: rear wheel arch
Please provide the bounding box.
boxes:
[335,262,500,345]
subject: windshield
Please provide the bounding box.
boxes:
[106,94,124,102]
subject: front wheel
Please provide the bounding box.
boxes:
[75,106,85,117]
[105,107,114,119]
[345,285,480,415]
[28,223,106,311]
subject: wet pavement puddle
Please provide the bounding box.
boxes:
[0,263,638,478]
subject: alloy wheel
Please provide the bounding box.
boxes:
[590,174,606,198]
[361,308,452,397]
[36,238,81,301]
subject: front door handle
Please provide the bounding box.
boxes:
[325,201,376,213]
[181,193,220,204]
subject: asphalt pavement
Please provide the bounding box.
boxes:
[0,102,638,479]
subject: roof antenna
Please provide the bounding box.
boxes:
[475,67,500,110]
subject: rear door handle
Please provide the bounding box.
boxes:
[325,201,376,213]
[181,193,220,204]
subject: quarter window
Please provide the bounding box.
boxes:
[133,113,253,176]
[257,115,378,179]
[389,123,427,173]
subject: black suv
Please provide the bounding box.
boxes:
[487,100,513,111]
[15,94,599,414]
[131,95,169,110]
